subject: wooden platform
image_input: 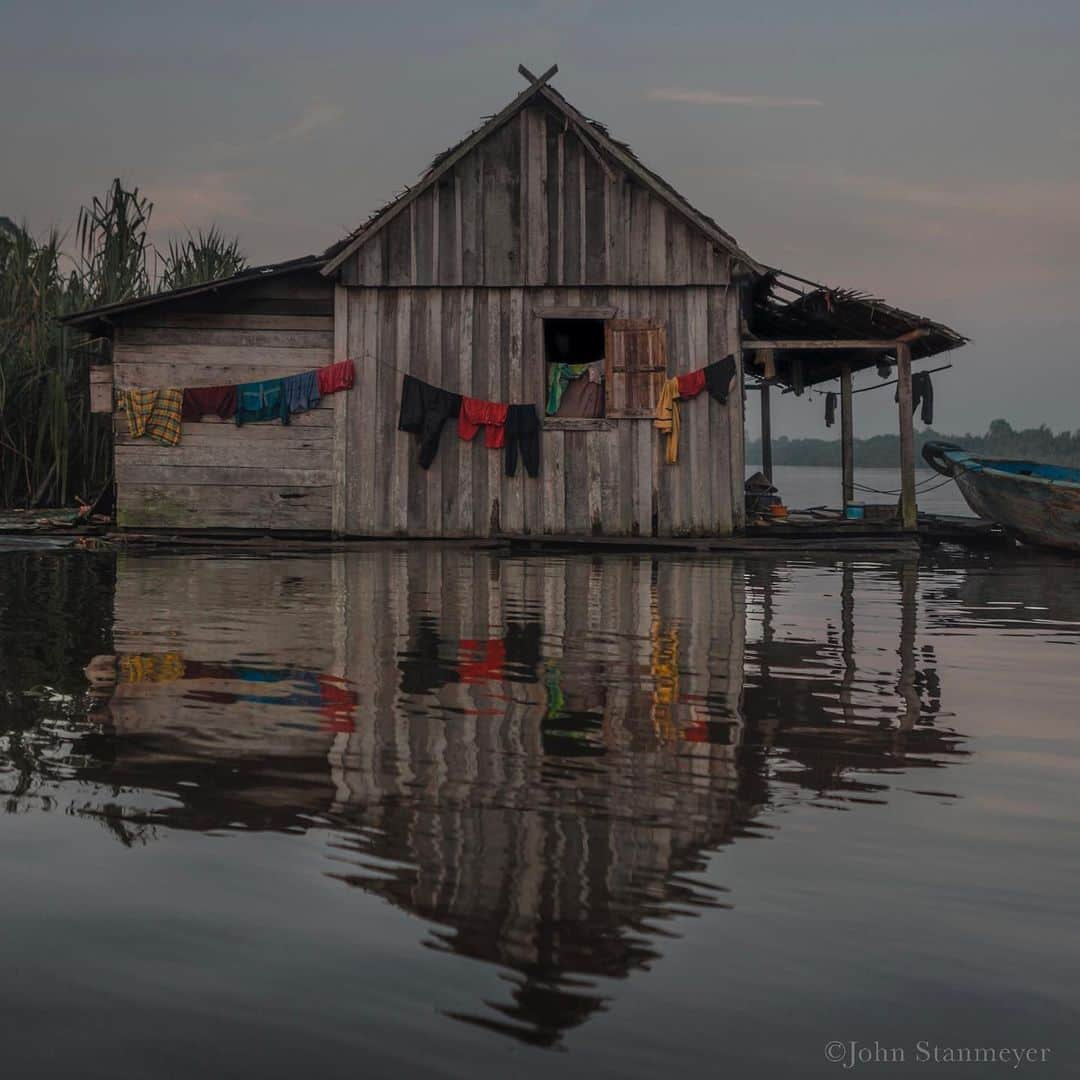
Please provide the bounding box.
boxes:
[505,511,1010,555]
[0,507,1011,555]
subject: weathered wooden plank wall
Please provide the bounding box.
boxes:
[111,270,335,530]
[339,103,731,289]
[344,285,742,537]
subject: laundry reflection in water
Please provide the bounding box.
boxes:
[18,549,958,1048]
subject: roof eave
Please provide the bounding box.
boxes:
[59,254,327,331]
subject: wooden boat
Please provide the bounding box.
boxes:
[923,441,1080,554]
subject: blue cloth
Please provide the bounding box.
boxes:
[235,378,289,426]
[282,371,322,417]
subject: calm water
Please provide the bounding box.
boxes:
[2,543,1078,1078]
[750,464,974,517]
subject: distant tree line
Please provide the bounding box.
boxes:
[748,420,1080,469]
[1,181,246,508]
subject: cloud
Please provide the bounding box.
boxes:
[804,171,1080,227]
[149,171,252,230]
[648,88,823,107]
[271,102,345,143]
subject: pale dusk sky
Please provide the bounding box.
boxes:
[3,0,1077,437]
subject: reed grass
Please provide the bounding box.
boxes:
[0,180,246,508]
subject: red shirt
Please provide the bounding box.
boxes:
[458,397,510,449]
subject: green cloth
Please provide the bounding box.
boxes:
[545,363,591,416]
[543,662,566,720]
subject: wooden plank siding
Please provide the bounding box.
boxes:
[343,285,740,538]
[111,269,336,531]
[339,104,729,289]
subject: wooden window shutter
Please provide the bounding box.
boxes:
[604,319,669,418]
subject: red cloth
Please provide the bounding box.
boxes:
[181,385,237,421]
[677,368,707,399]
[317,360,355,395]
[458,396,509,449]
[457,638,506,685]
[318,674,358,732]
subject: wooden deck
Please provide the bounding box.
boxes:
[0,507,1010,554]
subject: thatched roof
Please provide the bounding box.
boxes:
[747,269,969,386]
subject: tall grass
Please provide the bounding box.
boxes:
[0,181,247,509]
[160,227,247,291]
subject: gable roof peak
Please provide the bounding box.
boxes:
[321,66,761,277]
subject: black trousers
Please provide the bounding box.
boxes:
[398,375,461,470]
[504,404,540,478]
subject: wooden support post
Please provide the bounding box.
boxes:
[896,343,917,531]
[760,382,773,482]
[840,361,854,508]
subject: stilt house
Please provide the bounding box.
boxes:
[63,65,966,537]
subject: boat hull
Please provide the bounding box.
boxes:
[923,442,1080,554]
[955,469,1080,553]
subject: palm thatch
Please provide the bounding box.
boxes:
[748,269,969,386]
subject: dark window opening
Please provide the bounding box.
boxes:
[544,319,606,418]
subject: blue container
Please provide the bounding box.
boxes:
[845,503,865,520]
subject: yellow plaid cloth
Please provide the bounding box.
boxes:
[123,388,183,446]
[119,652,186,684]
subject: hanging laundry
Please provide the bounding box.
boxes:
[546,362,592,415]
[504,404,540,478]
[895,371,935,425]
[704,355,736,404]
[398,374,461,469]
[317,359,355,395]
[825,392,837,428]
[654,377,682,465]
[877,358,892,379]
[122,388,157,439]
[123,388,184,446]
[458,397,510,448]
[235,378,290,426]
[182,385,237,422]
[555,361,604,418]
[676,368,707,400]
[282,370,322,417]
[915,372,934,424]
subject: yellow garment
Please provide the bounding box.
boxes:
[649,615,680,744]
[119,652,186,684]
[653,377,682,464]
[123,389,157,438]
[123,388,183,447]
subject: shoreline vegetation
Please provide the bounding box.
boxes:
[1,181,245,509]
[747,420,1080,468]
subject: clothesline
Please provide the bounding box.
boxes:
[120,359,354,447]
[751,362,954,400]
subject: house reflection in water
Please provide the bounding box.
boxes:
[84,549,961,1045]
